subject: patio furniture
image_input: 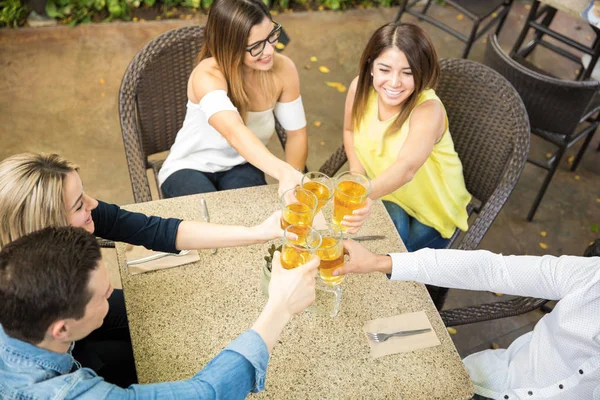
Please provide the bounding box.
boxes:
[394,0,514,59]
[511,0,600,81]
[486,34,600,221]
[115,186,475,399]
[320,58,531,312]
[119,25,291,203]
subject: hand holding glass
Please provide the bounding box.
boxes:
[316,224,344,286]
[332,171,372,232]
[279,187,318,237]
[280,225,322,270]
[301,171,334,213]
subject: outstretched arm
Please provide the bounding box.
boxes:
[174,210,284,251]
[369,99,444,200]
[191,64,303,195]
[337,240,600,301]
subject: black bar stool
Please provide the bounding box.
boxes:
[394,0,514,59]
[511,0,600,81]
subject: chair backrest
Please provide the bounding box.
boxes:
[119,25,205,203]
[484,34,600,137]
[436,58,530,250]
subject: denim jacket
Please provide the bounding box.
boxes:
[0,326,268,399]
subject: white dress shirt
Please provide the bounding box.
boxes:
[389,249,600,400]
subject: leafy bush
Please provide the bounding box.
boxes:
[1,0,403,27]
[0,0,28,27]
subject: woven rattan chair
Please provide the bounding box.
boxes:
[119,25,290,203]
[320,59,545,318]
[394,0,513,59]
[485,34,600,221]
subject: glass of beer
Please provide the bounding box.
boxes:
[280,187,318,236]
[332,171,372,232]
[280,225,322,270]
[301,172,334,213]
[316,224,344,286]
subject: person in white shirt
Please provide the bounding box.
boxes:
[159,0,308,198]
[335,240,600,400]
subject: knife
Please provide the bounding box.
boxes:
[349,235,387,242]
[200,199,217,254]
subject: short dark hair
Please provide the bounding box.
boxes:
[0,227,101,344]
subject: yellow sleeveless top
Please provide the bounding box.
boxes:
[353,88,471,238]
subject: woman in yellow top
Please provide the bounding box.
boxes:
[342,22,471,251]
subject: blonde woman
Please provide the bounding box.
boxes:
[159,0,307,198]
[0,152,286,387]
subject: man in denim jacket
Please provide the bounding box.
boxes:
[0,226,319,399]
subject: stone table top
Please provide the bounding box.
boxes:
[117,185,474,399]
[539,0,590,19]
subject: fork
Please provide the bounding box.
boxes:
[127,250,191,266]
[366,328,432,343]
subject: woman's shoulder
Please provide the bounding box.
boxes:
[189,58,228,101]
[272,53,298,79]
[418,88,442,103]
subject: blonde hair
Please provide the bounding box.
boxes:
[0,153,78,249]
[198,0,276,121]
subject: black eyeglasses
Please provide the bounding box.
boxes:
[246,21,282,57]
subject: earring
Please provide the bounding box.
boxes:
[370,72,373,76]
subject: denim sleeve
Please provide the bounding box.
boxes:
[91,200,182,253]
[97,330,269,400]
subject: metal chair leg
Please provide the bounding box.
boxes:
[494,0,513,35]
[462,21,480,59]
[579,32,600,81]
[527,147,565,221]
[571,128,598,171]
[419,0,433,20]
[511,0,539,56]
[394,0,409,23]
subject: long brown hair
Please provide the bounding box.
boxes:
[352,23,440,136]
[198,0,276,120]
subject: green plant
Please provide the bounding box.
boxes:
[263,243,282,272]
[0,0,28,27]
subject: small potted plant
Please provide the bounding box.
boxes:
[261,244,281,296]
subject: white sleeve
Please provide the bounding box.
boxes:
[199,90,239,121]
[273,96,307,131]
[389,248,600,300]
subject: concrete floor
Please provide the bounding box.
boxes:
[1,1,599,358]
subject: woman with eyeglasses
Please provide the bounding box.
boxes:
[158,0,307,198]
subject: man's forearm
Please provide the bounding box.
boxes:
[388,249,596,300]
[251,300,291,354]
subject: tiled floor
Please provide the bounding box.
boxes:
[1,0,598,359]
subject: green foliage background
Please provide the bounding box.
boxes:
[0,0,398,27]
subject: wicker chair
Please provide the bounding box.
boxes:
[394,0,513,59]
[119,25,290,203]
[320,59,545,318]
[485,34,600,221]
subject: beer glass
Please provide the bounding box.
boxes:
[280,225,322,270]
[332,171,372,231]
[301,171,334,213]
[279,187,318,237]
[316,224,344,286]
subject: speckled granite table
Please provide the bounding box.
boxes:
[117,185,474,400]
